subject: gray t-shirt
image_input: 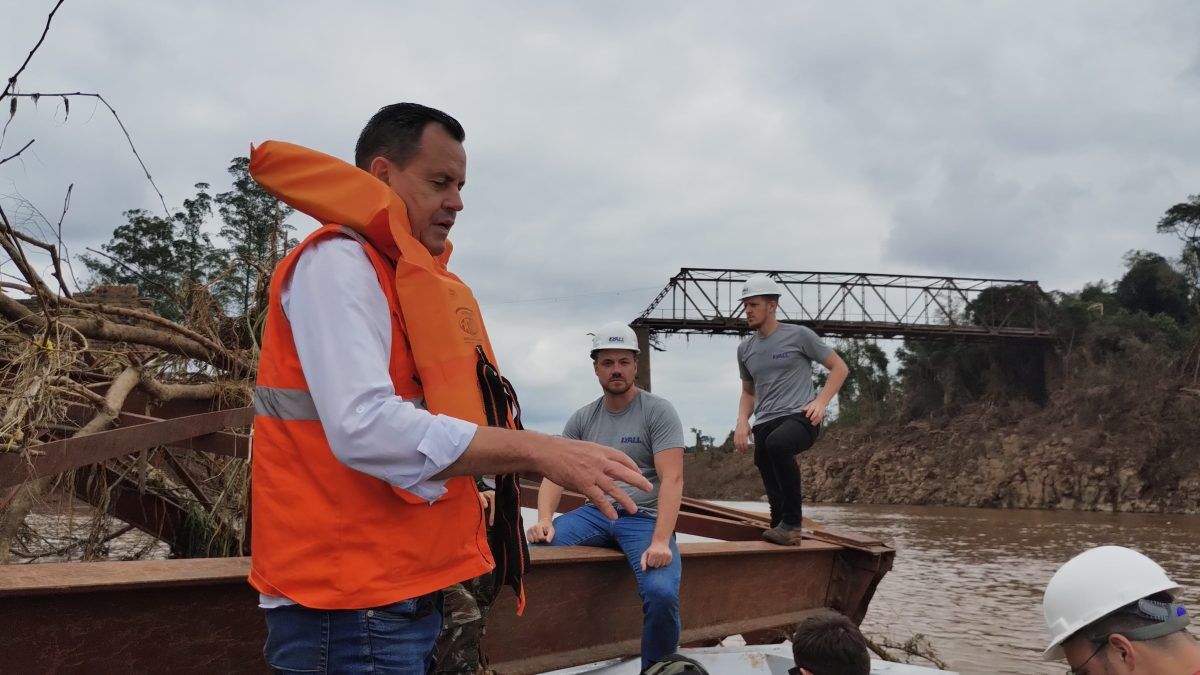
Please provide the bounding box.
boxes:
[737,323,834,426]
[562,389,685,514]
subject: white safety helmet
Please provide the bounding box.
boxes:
[590,321,639,356]
[739,274,782,300]
[1042,545,1184,660]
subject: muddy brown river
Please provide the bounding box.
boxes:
[747,503,1200,674]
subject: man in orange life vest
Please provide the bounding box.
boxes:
[249,103,652,674]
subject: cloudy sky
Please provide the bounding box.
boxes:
[3,1,1199,438]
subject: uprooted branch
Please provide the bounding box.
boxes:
[865,633,949,670]
[7,92,168,216]
[0,0,255,564]
[0,293,251,377]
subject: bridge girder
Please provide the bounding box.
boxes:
[630,268,1054,391]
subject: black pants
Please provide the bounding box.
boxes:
[752,413,819,527]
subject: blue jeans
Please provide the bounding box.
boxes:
[542,504,681,669]
[263,592,443,674]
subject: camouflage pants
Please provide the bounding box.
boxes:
[433,573,497,674]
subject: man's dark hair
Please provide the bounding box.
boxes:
[791,610,871,675]
[354,103,465,170]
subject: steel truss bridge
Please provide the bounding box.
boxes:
[628,268,1054,389]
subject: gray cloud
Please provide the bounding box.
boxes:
[3,1,1199,438]
[885,154,1087,279]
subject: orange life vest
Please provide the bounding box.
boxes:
[248,140,517,610]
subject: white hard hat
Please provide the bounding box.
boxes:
[1042,545,1183,660]
[739,274,782,300]
[591,321,639,355]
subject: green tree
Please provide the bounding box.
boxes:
[688,427,715,452]
[833,340,892,424]
[215,157,295,319]
[966,284,1050,331]
[174,186,226,295]
[1115,250,1193,323]
[1157,193,1200,289]
[80,183,221,321]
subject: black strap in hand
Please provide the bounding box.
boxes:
[474,347,530,610]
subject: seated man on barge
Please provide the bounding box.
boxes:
[526,321,685,671]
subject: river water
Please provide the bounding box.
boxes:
[721,502,1200,675]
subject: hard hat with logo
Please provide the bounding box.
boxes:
[1042,545,1185,660]
[739,274,782,300]
[590,321,639,356]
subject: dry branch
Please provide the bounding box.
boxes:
[0,0,66,102]
[0,139,34,167]
[62,297,238,369]
[0,291,251,377]
[0,207,57,313]
[10,215,72,298]
[137,374,222,402]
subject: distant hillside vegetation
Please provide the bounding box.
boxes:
[684,194,1200,514]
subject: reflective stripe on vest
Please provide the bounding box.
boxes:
[253,386,319,421]
[254,386,426,421]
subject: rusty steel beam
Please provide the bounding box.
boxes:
[73,451,245,558]
[486,542,849,674]
[0,407,253,490]
[0,533,889,675]
[71,461,245,559]
[75,463,235,557]
[520,483,772,542]
[161,450,215,513]
[521,484,891,554]
[117,409,251,459]
[59,403,251,459]
[0,558,263,675]
[72,464,186,555]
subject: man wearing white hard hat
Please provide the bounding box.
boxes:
[527,321,686,670]
[1042,545,1199,674]
[733,274,849,546]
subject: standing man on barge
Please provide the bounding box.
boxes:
[732,274,848,546]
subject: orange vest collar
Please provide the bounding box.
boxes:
[247,140,452,268]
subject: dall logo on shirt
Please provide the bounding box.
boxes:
[621,436,642,445]
[772,350,800,360]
